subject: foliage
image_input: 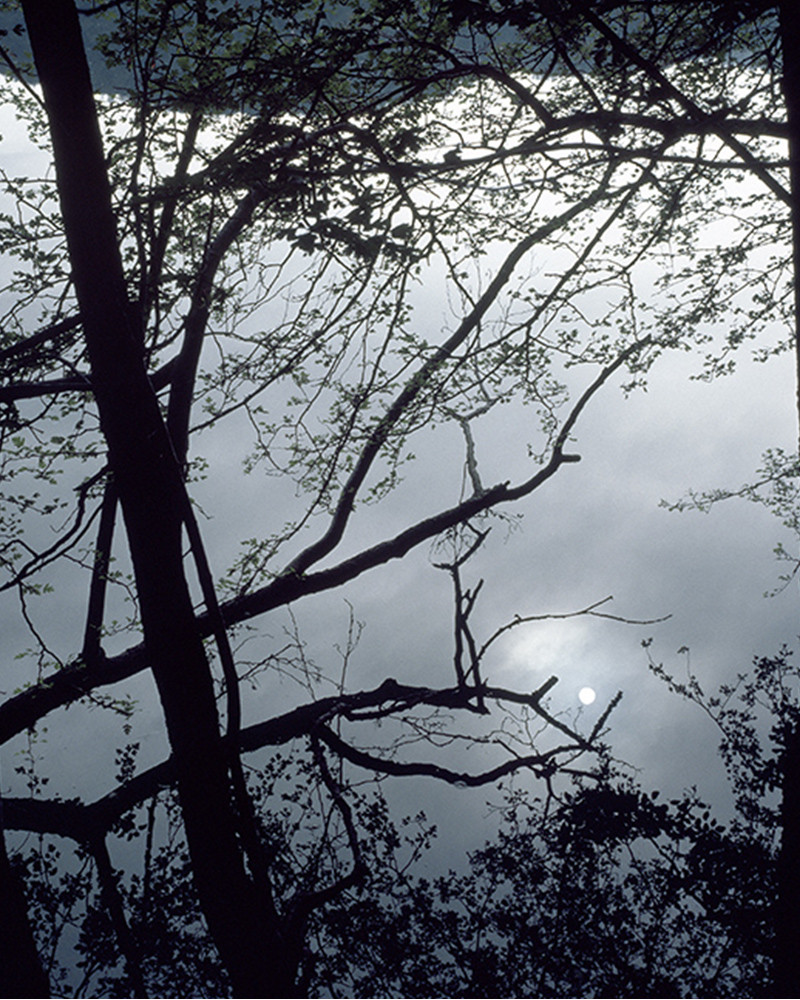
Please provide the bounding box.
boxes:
[315,648,799,999]
[316,782,771,998]
[0,0,796,994]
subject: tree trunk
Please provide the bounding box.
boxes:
[0,821,50,997]
[776,2,800,994]
[19,1,297,992]
[776,726,800,995]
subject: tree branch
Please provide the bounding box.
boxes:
[166,183,275,465]
[3,676,571,840]
[282,164,624,580]
[583,9,792,206]
[315,725,580,787]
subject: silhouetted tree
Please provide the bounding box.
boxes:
[313,646,794,998]
[0,1,797,994]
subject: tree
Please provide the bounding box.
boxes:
[0,0,795,995]
[0,0,650,992]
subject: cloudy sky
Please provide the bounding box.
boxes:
[0,37,797,877]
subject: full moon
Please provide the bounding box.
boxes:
[578,686,596,705]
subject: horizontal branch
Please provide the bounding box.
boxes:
[3,676,573,841]
[0,375,91,402]
[0,359,176,402]
[315,725,579,786]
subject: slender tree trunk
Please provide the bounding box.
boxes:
[775,3,800,995]
[19,2,298,992]
[0,820,50,997]
[779,0,800,449]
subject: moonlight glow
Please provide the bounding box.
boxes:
[578,687,597,705]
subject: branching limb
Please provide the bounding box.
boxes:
[166,183,276,465]
[282,164,624,581]
[434,523,491,706]
[231,336,651,617]
[584,9,791,206]
[287,737,367,932]
[479,595,671,661]
[0,473,102,595]
[4,675,571,840]
[315,725,582,787]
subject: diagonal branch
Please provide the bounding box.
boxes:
[229,335,650,620]
[583,8,791,206]
[282,165,624,580]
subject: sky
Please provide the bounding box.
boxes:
[1,3,798,940]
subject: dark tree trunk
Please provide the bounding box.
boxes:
[779,0,800,450]
[19,1,297,993]
[0,821,50,997]
[776,3,800,993]
[776,727,800,996]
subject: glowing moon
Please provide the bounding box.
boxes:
[578,686,596,705]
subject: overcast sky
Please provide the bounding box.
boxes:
[0,58,797,875]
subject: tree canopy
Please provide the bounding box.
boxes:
[0,0,797,995]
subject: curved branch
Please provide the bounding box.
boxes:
[439,60,788,142]
[286,737,367,932]
[0,478,102,595]
[230,336,650,622]
[314,727,577,786]
[3,676,570,840]
[0,645,146,744]
[479,595,671,661]
[166,184,275,464]
[283,165,623,580]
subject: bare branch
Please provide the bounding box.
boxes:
[0,337,651,745]
[479,595,671,661]
[283,164,624,580]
